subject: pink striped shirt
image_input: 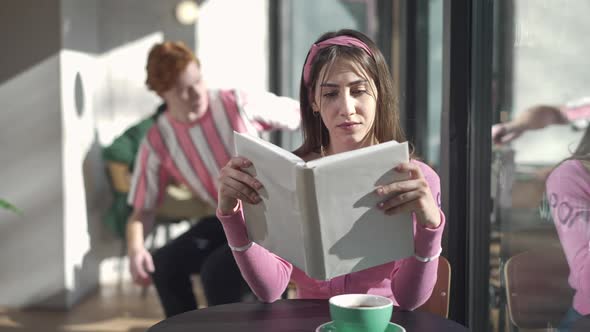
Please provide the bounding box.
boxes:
[564,97,590,122]
[546,159,590,315]
[128,89,300,210]
[217,160,445,310]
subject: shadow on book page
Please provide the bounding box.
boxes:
[353,168,399,208]
[241,167,269,243]
[328,207,413,273]
[236,138,308,272]
[315,142,413,278]
[243,183,307,271]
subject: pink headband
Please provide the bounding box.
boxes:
[302,36,373,87]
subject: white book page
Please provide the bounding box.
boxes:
[234,132,309,271]
[311,141,414,279]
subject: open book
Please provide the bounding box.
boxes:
[234,131,414,280]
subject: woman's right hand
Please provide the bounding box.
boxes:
[217,156,264,215]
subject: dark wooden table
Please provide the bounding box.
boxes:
[147,299,469,332]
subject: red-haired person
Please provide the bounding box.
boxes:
[127,41,300,317]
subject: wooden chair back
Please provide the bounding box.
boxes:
[504,247,574,329]
[416,256,451,318]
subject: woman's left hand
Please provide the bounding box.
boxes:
[375,162,441,229]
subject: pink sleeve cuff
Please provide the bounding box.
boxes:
[564,98,590,121]
[216,205,252,248]
[413,210,446,258]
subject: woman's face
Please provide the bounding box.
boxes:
[162,61,209,123]
[313,58,377,154]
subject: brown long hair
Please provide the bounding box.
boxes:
[541,123,590,222]
[548,126,590,175]
[293,29,405,157]
[570,127,590,172]
[572,126,590,160]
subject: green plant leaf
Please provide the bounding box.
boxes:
[0,199,23,216]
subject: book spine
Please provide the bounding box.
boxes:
[297,167,326,280]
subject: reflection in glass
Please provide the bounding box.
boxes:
[545,128,590,330]
[489,1,590,330]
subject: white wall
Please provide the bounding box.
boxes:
[0,0,67,308]
[0,0,270,308]
[94,34,164,146]
[0,55,65,308]
[197,0,269,91]
[60,50,106,307]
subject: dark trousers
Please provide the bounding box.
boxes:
[151,216,250,317]
[558,307,590,332]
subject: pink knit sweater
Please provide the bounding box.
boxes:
[217,160,445,310]
[546,159,590,315]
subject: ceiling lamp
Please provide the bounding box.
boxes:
[175,0,200,25]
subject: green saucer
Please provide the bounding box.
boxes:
[316,321,406,332]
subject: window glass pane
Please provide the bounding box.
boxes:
[489,1,590,330]
[426,0,443,168]
[279,0,375,151]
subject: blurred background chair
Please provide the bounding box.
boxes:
[416,256,451,318]
[106,160,214,240]
[151,183,215,244]
[504,246,574,330]
[106,160,215,293]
